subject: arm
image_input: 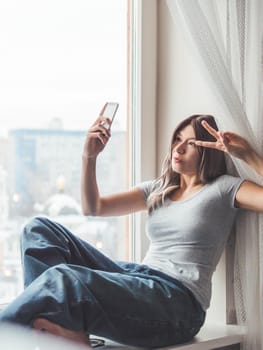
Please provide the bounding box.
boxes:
[81,112,147,217]
[81,156,146,216]
[235,180,263,211]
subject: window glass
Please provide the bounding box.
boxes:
[0,0,128,303]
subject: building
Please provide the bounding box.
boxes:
[7,128,126,217]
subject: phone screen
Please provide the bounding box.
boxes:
[102,102,119,123]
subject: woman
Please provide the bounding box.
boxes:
[1,113,263,348]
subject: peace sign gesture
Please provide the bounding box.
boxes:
[195,120,254,161]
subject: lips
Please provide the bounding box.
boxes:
[173,157,182,163]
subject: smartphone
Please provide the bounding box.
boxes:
[101,102,119,129]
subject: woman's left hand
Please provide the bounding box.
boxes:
[195,120,254,161]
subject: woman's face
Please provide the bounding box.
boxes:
[171,124,200,176]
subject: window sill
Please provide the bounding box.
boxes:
[163,324,244,350]
[103,324,244,349]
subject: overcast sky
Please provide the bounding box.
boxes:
[0,0,127,136]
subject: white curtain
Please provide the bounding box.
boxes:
[166,0,263,349]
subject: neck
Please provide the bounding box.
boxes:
[169,174,204,202]
[179,174,202,190]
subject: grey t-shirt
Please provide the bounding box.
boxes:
[138,175,243,310]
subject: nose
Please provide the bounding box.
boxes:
[174,142,186,154]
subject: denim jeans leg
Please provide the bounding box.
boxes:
[0,216,206,348]
[21,216,123,286]
[0,262,205,348]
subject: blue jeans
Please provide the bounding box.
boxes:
[0,217,205,348]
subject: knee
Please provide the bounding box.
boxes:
[21,216,53,245]
[23,216,49,233]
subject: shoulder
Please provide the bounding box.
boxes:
[136,179,159,200]
[214,174,242,186]
[136,180,155,199]
[212,175,244,204]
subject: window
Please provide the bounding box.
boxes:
[0,0,128,304]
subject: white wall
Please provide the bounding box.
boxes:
[156,0,227,324]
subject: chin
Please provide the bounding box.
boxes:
[172,165,183,173]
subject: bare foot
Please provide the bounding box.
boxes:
[33,318,91,348]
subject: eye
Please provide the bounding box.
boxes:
[187,141,196,147]
[174,136,181,143]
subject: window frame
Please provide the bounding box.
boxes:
[128,0,158,262]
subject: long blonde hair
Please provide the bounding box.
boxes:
[147,115,227,214]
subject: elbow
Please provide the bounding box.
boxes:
[82,209,91,217]
[82,207,96,217]
[81,204,101,217]
[81,196,103,216]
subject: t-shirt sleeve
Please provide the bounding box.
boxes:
[136,180,155,202]
[217,175,244,208]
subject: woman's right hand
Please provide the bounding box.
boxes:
[82,108,112,160]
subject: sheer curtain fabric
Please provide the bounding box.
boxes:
[166,0,263,349]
